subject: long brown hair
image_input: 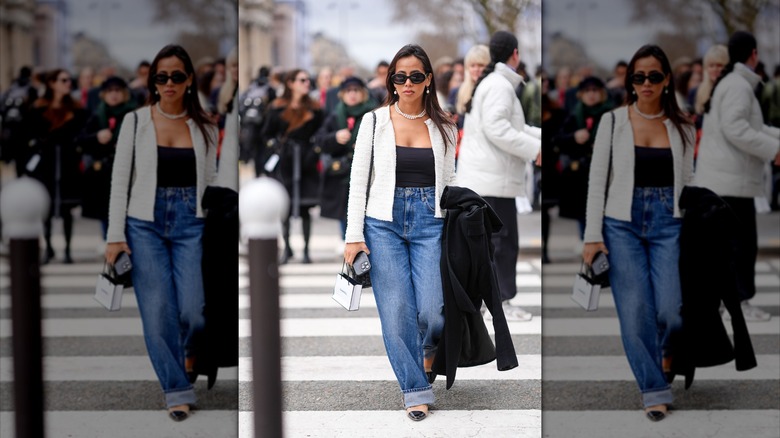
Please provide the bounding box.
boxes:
[34,69,79,131]
[271,69,319,134]
[383,44,456,150]
[146,44,215,148]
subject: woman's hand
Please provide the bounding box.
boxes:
[105,242,131,265]
[97,129,113,145]
[344,242,369,265]
[335,129,351,145]
[574,128,590,145]
[582,242,608,266]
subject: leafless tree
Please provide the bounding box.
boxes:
[149,0,235,61]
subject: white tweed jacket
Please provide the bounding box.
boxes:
[106,106,218,243]
[344,106,457,243]
[583,106,695,243]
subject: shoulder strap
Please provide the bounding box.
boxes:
[128,112,137,205]
[605,111,614,200]
[366,111,376,202]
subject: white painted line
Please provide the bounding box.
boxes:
[236,355,540,382]
[542,274,780,288]
[541,318,780,336]
[0,294,139,310]
[239,410,541,438]
[541,292,780,309]
[543,410,780,438]
[274,274,541,289]
[543,355,779,381]
[252,317,542,338]
[0,411,237,438]
[0,316,541,338]
[0,356,238,382]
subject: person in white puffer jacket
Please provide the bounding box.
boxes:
[456,30,542,322]
[694,31,780,321]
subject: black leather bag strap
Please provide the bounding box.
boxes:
[128,112,137,204]
[605,111,614,200]
[367,111,376,201]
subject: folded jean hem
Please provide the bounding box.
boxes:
[641,387,673,408]
[164,387,197,408]
[403,386,434,408]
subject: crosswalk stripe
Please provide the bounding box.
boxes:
[542,354,779,381]
[542,411,779,438]
[0,411,238,438]
[541,317,780,336]
[541,273,780,288]
[238,410,542,438]
[540,292,780,308]
[237,355,541,381]
[0,356,239,381]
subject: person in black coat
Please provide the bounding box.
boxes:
[21,69,87,263]
[260,69,324,263]
[314,76,377,238]
[76,76,136,238]
[433,185,519,389]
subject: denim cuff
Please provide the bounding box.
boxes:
[641,386,673,408]
[165,386,197,408]
[402,385,434,408]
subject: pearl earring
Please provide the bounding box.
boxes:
[155,90,159,95]
[394,90,397,95]
[664,87,668,94]
[426,86,430,95]
[632,90,636,95]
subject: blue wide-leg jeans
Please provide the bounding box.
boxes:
[364,187,445,408]
[603,187,682,408]
[126,187,205,408]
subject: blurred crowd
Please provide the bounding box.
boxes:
[0,51,237,263]
[541,48,780,263]
[237,46,541,264]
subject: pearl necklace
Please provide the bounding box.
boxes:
[156,102,187,120]
[394,102,426,120]
[632,102,664,120]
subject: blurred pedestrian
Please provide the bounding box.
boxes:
[455,44,490,129]
[555,76,613,239]
[314,76,376,241]
[76,76,137,239]
[367,60,390,104]
[540,75,566,264]
[693,45,728,119]
[128,60,151,107]
[261,69,324,264]
[694,31,780,321]
[606,60,628,107]
[104,44,218,421]
[582,44,695,422]
[457,31,542,322]
[20,68,87,264]
[343,44,456,422]
[239,66,275,170]
[1,66,38,173]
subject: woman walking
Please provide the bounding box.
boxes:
[261,69,324,263]
[21,69,87,264]
[343,44,457,421]
[104,44,217,421]
[582,45,694,421]
[314,76,377,239]
[77,76,136,239]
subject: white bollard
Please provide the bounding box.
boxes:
[0,175,49,438]
[239,175,289,438]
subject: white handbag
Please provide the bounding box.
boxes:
[571,262,601,311]
[332,262,362,311]
[94,262,124,311]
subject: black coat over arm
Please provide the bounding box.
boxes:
[432,186,519,389]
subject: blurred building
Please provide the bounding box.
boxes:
[273,0,308,71]
[35,0,71,71]
[239,0,274,90]
[1,0,36,89]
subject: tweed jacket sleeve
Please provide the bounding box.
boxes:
[344,111,376,243]
[583,110,615,243]
[106,111,137,243]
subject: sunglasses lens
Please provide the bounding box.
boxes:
[171,72,188,84]
[410,73,426,84]
[154,74,169,85]
[631,74,646,85]
[391,74,406,85]
[648,72,665,84]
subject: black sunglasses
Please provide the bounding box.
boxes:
[391,72,427,85]
[630,71,665,85]
[153,71,188,85]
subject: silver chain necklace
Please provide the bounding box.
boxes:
[156,102,187,120]
[394,102,426,120]
[632,102,664,120]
